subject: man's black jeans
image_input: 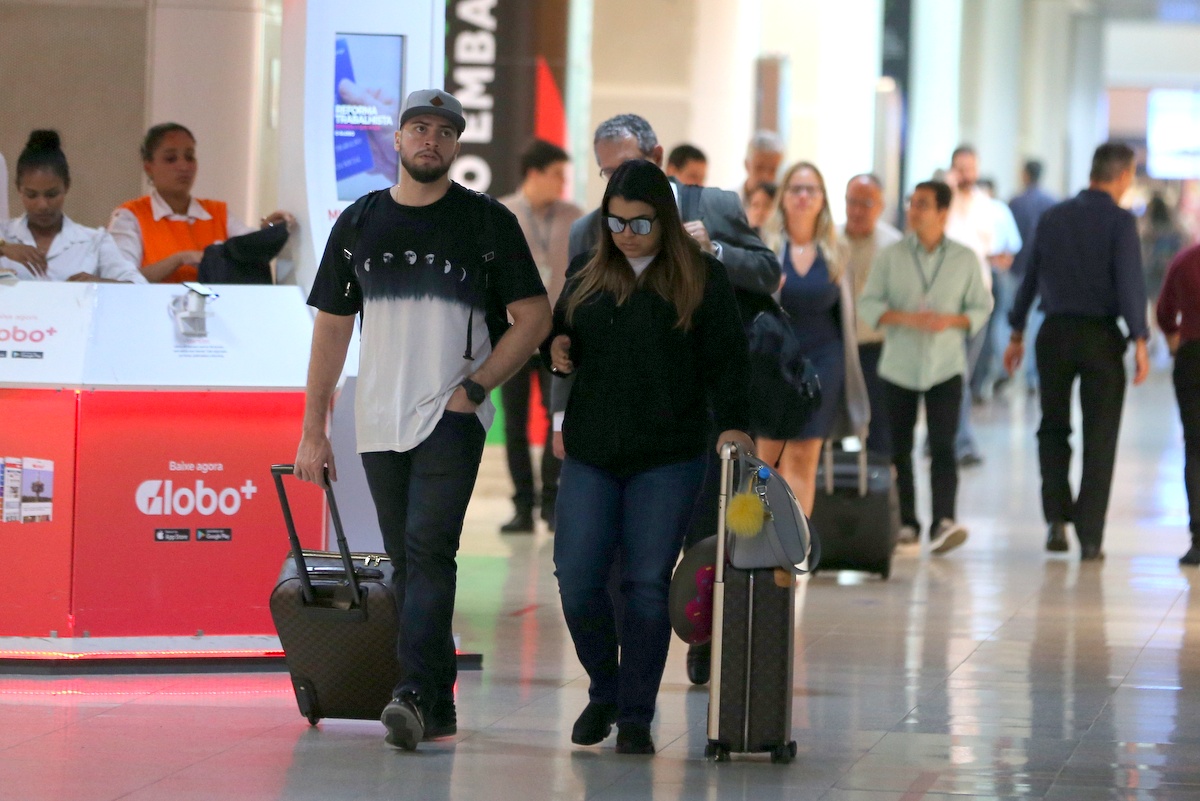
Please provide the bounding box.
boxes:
[361,410,486,710]
[885,374,963,532]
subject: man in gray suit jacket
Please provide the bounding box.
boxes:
[566,114,779,298]
[556,113,778,687]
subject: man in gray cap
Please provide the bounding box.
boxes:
[295,88,551,750]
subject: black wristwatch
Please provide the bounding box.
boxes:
[460,378,487,406]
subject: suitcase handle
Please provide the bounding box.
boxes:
[821,434,869,497]
[271,464,362,608]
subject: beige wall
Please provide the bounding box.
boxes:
[0,0,147,228]
[585,0,698,207]
[0,0,282,232]
[147,0,280,227]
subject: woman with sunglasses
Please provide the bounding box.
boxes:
[546,159,749,755]
[759,161,869,515]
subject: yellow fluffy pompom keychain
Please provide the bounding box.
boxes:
[726,491,766,537]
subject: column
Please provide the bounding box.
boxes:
[904,0,962,193]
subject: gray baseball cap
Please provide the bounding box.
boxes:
[399,89,466,135]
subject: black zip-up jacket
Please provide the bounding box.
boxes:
[545,251,750,475]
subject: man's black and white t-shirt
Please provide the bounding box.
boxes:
[308,183,545,454]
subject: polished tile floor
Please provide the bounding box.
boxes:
[3,366,1198,800]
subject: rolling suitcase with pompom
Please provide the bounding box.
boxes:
[704,440,809,764]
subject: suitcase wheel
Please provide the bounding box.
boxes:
[306,714,320,726]
[705,742,731,762]
[770,741,797,764]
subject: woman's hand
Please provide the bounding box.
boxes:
[1,243,48,277]
[261,210,297,230]
[550,335,574,374]
[552,431,565,460]
[176,249,204,268]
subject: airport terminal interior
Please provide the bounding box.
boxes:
[3,0,1200,799]
[1,370,1198,800]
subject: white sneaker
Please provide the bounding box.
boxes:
[929,519,968,555]
[896,525,919,546]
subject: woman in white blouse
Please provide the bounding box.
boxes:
[0,130,143,283]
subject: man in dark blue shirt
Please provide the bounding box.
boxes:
[1004,143,1149,561]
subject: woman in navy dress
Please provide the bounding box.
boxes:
[760,161,869,514]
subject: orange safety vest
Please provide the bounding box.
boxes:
[120,196,229,283]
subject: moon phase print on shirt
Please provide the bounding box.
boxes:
[355,245,483,306]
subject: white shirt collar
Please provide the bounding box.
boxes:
[8,214,93,255]
[149,188,212,222]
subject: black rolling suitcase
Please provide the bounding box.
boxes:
[269,464,401,725]
[705,441,799,764]
[809,445,899,579]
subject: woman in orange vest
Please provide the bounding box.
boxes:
[109,123,294,283]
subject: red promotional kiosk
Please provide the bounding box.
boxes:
[0,282,325,664]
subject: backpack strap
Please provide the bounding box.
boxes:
[334,189,385,319]
[459,188,503,360]
[341,189,384,259]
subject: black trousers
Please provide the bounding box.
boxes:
[500,356,560,513]
[859,342,892,457]
[1035,315,1127,548]
[885,374,962,532]
[360,411,486,708]
[1174,340,1200,539]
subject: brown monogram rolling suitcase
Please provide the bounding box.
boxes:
[269,464,401,725]
[705,441,799,763]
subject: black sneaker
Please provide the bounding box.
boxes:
[424,697,457,740]
[381,693,425,751]
[570,702,617,745]
[615,722,655,755]
[929,519,968,555]
[1181,545,1200,566]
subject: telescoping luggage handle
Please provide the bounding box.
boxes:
[271,464,362,608]
[821,433,870,497]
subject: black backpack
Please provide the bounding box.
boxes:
[338,187,509,360]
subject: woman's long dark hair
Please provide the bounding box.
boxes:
[566,159,706,330]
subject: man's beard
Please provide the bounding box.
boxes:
[401,152,452,184]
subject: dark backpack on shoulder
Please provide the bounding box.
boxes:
[677,183,819,439]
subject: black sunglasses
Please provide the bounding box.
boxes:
[605,214,656,236]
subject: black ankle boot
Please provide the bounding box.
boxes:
[571,702,617,745]
[1181,543,1200,566]
[615,722,655,754]
[500,509,534,533]
[686,642,711,685]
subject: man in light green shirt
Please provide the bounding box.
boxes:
[858,180,992,555]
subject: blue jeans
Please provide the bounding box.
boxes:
[554,455,705,726]
[1025,303,1044,390]
[957,327,987,458]
[361,410,487,708]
